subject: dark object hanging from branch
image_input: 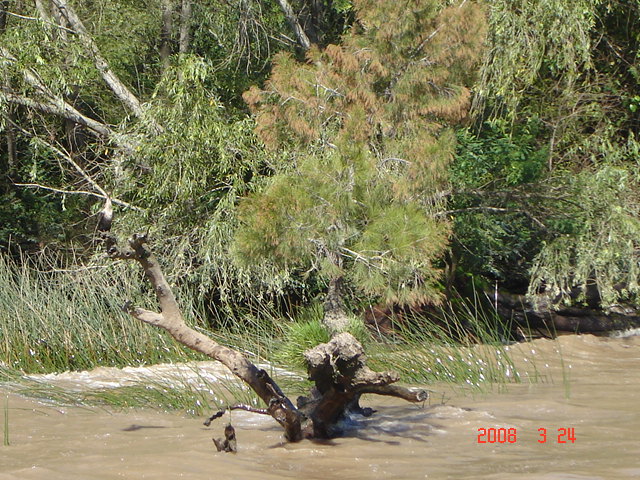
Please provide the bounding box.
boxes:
[213,424,237,453]
[96,197,113,232]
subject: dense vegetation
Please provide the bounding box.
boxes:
[1,0,640,378]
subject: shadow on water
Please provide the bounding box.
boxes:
[122,424,168,432]
[338,405,445,444]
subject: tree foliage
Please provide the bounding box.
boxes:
[460,0,640,307]
[113,57,292,312]
[450,119,548,289]
[235,0,486,308]
[0,0,297,312]
[530,144,640,307]
[4,0,640,322]
[477,0,600,114]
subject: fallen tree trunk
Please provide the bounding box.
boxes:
[300,332,426,437]
[105,233,427,442]
[496,291,640,335]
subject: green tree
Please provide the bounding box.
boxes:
[0,0,294,252]
[529,146,640,308]
[449,119,548,291]
[234,0,486,331]
[0,0,300,319]
[462,0,640,307]
[113,57,290,318]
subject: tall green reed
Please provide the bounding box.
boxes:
[366,295,527,390]
[0,247,552,412]
[3,396,8,446]
[0,253,201,373]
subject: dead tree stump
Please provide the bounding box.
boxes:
[105,232,427,442]
[298,332,426,437]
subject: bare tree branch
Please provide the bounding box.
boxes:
[357,384,429,403]
[204,404,271,426]
[50,0,144,117]
[0,47,135,150]
[4,8,75,32]
[106,233,305,442]
[14,183,142,211]
[276,0,311,51]
[1,90,115,139]
[104,232,434,442]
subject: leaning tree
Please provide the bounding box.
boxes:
[104,231,427,441]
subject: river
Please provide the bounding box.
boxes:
[1,333,638,479]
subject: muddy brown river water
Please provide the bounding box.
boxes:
[1,333,639,479]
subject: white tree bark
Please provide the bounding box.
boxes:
[50,0,144,117]
[276,0,311,50]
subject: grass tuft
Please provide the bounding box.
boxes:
[272,303,373,369]
[3,396,8,447]
[366,296,527,391]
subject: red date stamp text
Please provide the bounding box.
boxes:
[477,427,576,444]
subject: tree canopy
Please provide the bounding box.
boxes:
[2,0,640,322]
[234,0,486,329]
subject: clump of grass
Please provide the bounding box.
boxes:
[273,306,330,369]
[367,296,525,390]
[272,303,372,369]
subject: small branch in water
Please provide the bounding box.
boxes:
[203,404,271,427]
[213,424,237,453]
[357,385,430,403]
[203,409,226,427]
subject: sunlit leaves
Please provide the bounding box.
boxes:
[235,0,486,306]
[530,150,640,307]
[479,0,600,112]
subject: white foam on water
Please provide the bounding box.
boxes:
[24,361,299,391]
[608,327,640,338]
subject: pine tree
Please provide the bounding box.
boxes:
[235,0,486,332]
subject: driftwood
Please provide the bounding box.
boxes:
[105,233,427,442]
[213,424,237,453]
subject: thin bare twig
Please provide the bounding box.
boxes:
[5,117,138,213]
[13,183,142,211]
[439,206,547,229]
[4,10,76,32]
